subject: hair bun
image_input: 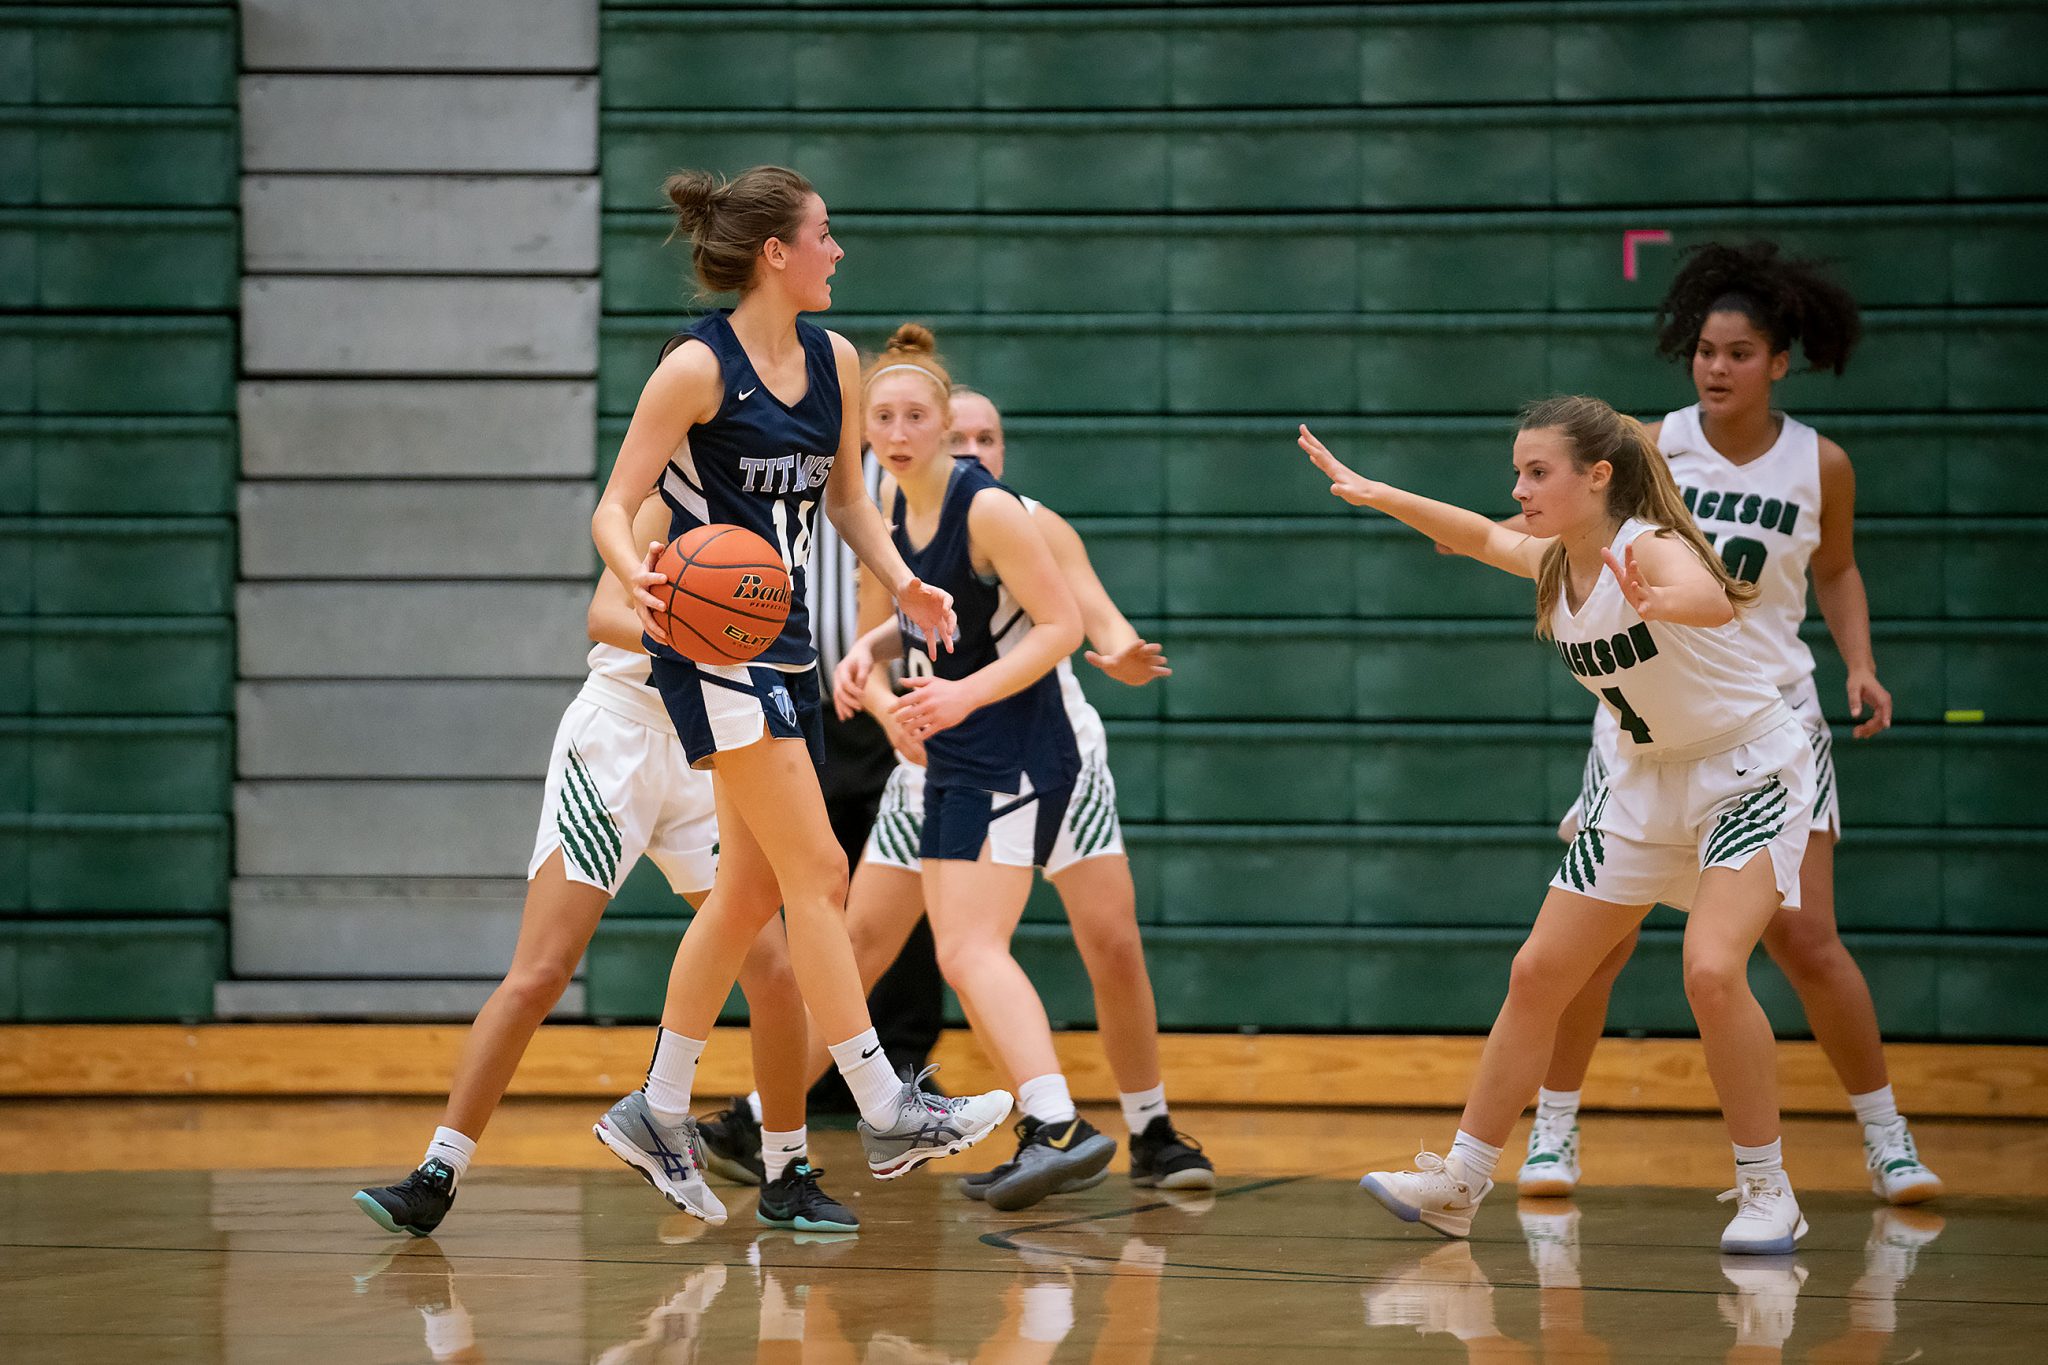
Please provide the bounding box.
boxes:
[886,322,937,355]
[662,170,722,236]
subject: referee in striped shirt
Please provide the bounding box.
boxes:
[808,450,944,1109]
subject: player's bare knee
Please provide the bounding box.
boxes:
[1681,954,1747,1015]
[932,935,996,992]
[737,954,801,1014]
[1077,921,1147,982]
[782,847,849,912]
[500,962,574,1017]
[1507,945,1576,1013]
[1768,928,1852,992]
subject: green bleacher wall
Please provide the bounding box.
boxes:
[591,0,2048,1041]
[0,2,238,1018]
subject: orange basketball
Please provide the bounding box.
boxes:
[651,524,792,665]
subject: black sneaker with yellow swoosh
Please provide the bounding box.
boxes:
[982,1116,1118,1212]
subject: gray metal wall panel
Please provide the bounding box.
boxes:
[239,381,597,479]
[237,582,591,678]
[240,481,597,579]
[243,0,598,73]
[214,980,586,1018]
[243,277,599,375]
[229,876,533,974]
[237,680,579,778]
[243,176,600,275]
[236,781,537,877]
[241,76,597,173]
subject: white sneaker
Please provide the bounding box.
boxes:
[1717,1171,1808,1255]
[1716,1255,1807,1350]
[1360,1150,1494,1238]
[1851,1206,1945,1333]
[1864,1118,1943,1205]
[1516,1110,1581,1197]
[1364,1243,1501,1341]
[1517,1199,1582,1289]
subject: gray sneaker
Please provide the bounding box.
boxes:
[593,1091,728,1225]
[961,1162,1112,1201]
[958,1138,1112,1202]
[857,1065,1012,1179]
[983,1116,1119,1212]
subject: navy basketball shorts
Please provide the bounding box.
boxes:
[920,773,1077,868]
[649,656,826,771]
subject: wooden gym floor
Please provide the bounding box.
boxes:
[4,1097,2046,1363]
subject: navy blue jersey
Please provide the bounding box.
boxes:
[653,311,841,670]
[892,458,1079,795]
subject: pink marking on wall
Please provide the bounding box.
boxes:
[1623,229,1673,281]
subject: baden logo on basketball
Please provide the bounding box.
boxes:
[731,573,791,608]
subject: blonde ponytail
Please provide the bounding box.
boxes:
[1523,396,1759,637]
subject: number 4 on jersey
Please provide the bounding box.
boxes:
[1600,686,1654,745]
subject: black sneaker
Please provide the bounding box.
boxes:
[1129,1116,1215,1190]
[353,1159,458,1237]
[984,1116,1119,1212]
[755,1162,859,1233]
[697,1099,764,1186]
[957,1140,1110,1202]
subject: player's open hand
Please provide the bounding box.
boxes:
[896,577,956,658]
[1846,668,1893,739]
[1601,542,1667,620]
[1086,639,1171,687]
[875,694,927,766]
[895,675,974,739]
[832,640,874,721]
[632,540,672,646]
[1299,425,1386,508]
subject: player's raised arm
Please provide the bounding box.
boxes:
[1031,504,1170,686]
[1299,424,1547,579]
[1602,531,1738,628]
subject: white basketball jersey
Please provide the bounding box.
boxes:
[1551,520,1786,759]
[1658,405,1824,689]
[580,641,676,733]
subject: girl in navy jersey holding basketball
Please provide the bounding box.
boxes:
[1518,243,1940,1208]
[588,167,1010,1211]
[1305,395,1818,1254]
[352,494,849,1235]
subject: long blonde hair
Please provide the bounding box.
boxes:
[1524,394,1759,637]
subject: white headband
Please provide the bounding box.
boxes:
[865,362,945,389]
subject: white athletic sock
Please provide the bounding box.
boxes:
[1449,1130,1503,1184]
[1536,1087,1582,1121]
[1019,1280,1075,1344]
[827,1029,904,1128]
[1733,1137,1785,1178]
[1119,1083,1168,1135]
[423,1127,476,1184]
[744,1090,763,1123]
[762,1127,806,1184]
[1018,1073,1078,1126]
[643,1029,705,1125]
[1850,1085,1900,1129]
